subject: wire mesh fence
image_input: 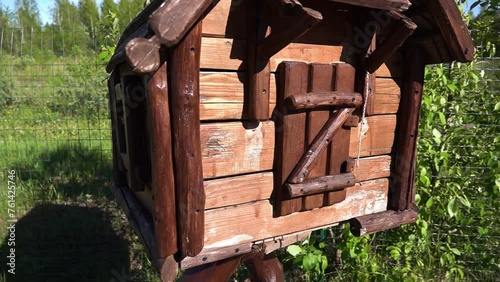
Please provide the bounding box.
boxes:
[0,26,498,281]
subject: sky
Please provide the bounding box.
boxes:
[1,0,481,25]
[1,0,104,24]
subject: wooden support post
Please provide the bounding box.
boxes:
[423,0,475,62]
[327,0,411,12]
[170,22,205,257]
[180,256,243,282]
[326,64,356,205]
[287,173,356,197]
[301,64,332,210]
[287,91,363,110]
[344,116,360,128]
[275,61,309,216]
[244,250,284,282]
[113,185,178,281]
[146,61,178,259]
[345,157,356,173]
[349,206,419,237]
[288,108,354,184]
[390,47,425,211]
[248,0,271,121]
[365,11,417,74]
[257,5,322,59]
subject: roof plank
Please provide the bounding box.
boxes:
[327,0,411,12]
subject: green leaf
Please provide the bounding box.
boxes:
[438,112,446,125]
[286,245,302,257]
[302,253,317,271]
[450,248,461,256]
[447,198,458,218]
[494,102,500,111]
[447,84,458,92]
[457,195,471,208]
[426,197,434,209]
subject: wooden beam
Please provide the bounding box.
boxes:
[288,108,354,184]
[108,73,127,186]
[287,173,356,197]
[327,0,411,12]
[170,22,205,257]
[349,206,419,237]
[365,11,417,74]
[390,47,425,211]
[287,91,363,110]
[257,6,322,59]
[423,0,475,62]
[247,0,271,121]
[146,62,178,258]
[149,0,212,47]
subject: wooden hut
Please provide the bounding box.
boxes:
[106,0,474,280]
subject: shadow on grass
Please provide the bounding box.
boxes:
[0,204,130,282]
[0,144,153,281]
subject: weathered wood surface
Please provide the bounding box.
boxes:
[244,251,284,282]
[198,72,398,120]
[288,108,354,184]
[169,22,205,257]
[200,115,395,179]
[221,156,392,215]
[113,185,178,281]
[423,0,475,62]
[327,0,411,11]
[350,206,418,237]
[204,155,391,210]
[391,47,425,211]
[199,38,402,77]
[149,0,213,47]
[327,63,356,205]
[146,62,178,258]
[287,91,363,110]
[180,256,242,282]
[203,178,388,254]
[179,178,388,269]
[365,11,417,74]
[287,173,356,197]
[247,0,271,121]
[275,61,308,215]
[302,63,333,210]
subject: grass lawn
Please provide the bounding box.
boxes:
[0,106,160,282]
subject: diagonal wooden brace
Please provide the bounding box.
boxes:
[287,108,354,183]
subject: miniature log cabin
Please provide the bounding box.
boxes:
[106,0,474,280]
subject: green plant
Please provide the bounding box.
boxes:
[285,233,329,281]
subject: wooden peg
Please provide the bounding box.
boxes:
[350,207,418,237]
[286,173,356,197]
[286,91,363,110]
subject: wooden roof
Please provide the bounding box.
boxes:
[106,0,474,73]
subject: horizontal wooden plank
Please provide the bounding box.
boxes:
[203,178,388,246]
[349,115,396,158]
[199,72,400,120]
[202,0,247,39]
[204,155,391,210]
[201,121,275,179]
[200,115,395,178]
[200,38,401,77]
[200,116,394,178]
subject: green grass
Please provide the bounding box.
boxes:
[0,106,159,281]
